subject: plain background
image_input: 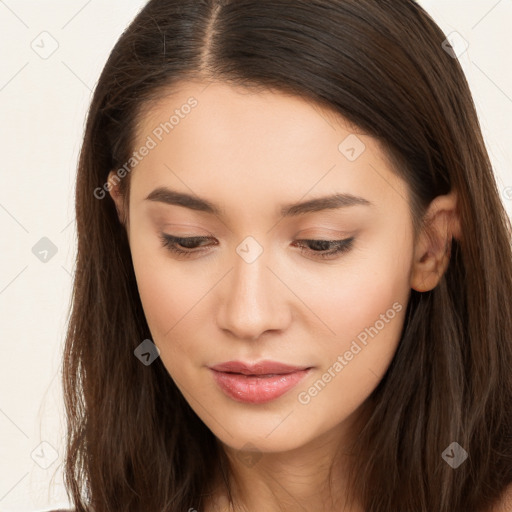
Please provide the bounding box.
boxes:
[0,1,511,511]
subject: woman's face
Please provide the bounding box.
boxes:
[111,81,415,454]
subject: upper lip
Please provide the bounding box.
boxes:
[209,360,311,375]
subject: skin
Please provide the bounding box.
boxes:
[109,80,460,512]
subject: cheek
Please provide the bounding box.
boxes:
[130,248,211,390]
[308,231,412,345]
[295,232,412,417]
[128,230,203,349]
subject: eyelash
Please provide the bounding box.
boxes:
[159,234,355,260]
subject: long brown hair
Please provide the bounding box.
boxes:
[62,1,512,511]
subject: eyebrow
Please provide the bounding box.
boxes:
[145,186,372,217]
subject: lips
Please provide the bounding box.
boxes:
[208,360,312,404]
[209,360,310,376]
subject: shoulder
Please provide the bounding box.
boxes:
[491,483,512,512]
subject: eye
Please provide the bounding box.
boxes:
[292,237,355,260]
[159,234,355,260]
[159,234,215,258]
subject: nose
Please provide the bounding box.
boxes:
[216,245,291,341]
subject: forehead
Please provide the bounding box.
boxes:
[129,80,409,215]
[134,80,363,152]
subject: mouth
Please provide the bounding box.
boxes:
[209,360,311,376]
[208,360,312,404]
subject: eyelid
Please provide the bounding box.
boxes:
[159,233,355,260]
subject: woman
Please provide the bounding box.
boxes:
[58,0,512,511]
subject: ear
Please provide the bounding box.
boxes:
[410,189,462,292]
[107,170,127,225]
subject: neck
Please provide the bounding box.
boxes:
[207,413,368,512]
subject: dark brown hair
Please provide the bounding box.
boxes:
[62,1,512,511]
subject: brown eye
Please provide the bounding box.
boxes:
[292,237,355,259]
[159,234,215,257]
[159,234,355,260]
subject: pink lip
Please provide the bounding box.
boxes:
[209,360,312,404]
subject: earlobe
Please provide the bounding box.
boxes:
[410,190,461,292]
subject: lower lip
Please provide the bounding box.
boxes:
[210,368,311,404]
